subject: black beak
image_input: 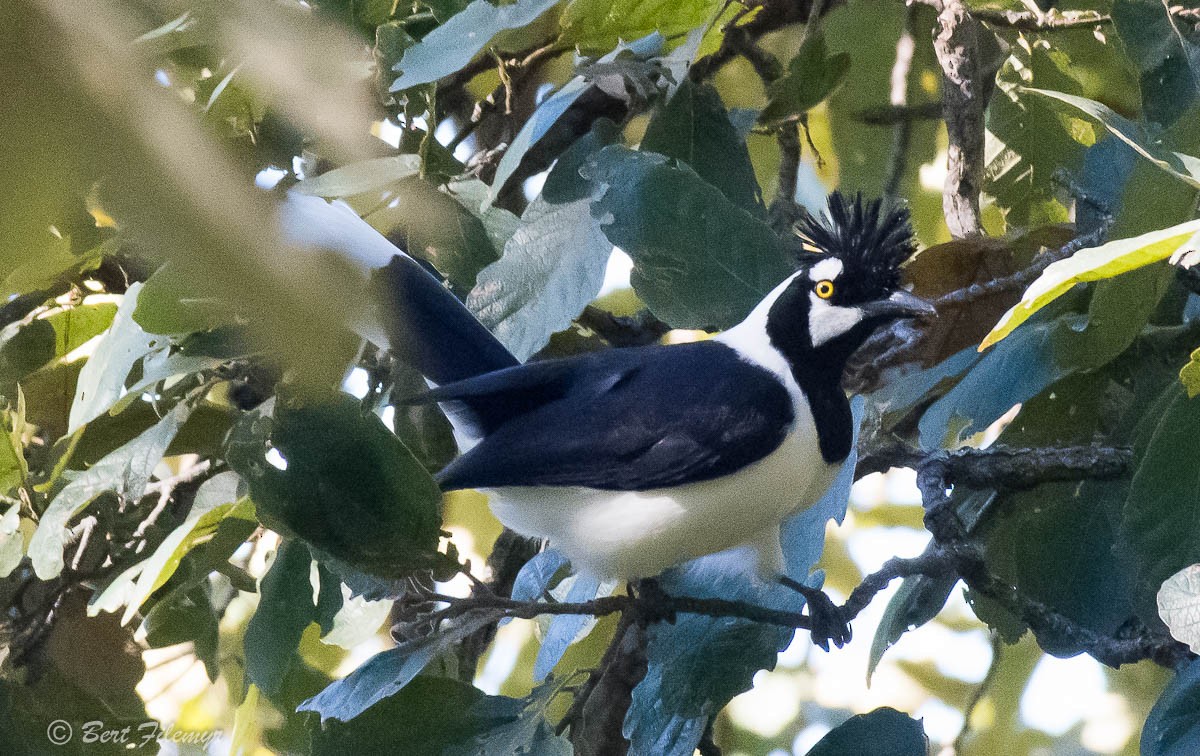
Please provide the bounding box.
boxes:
[860,289,936,321]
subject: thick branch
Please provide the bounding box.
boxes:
[933,0,987,237]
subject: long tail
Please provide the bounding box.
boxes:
[372,255,518,385]
[281,192,517,384]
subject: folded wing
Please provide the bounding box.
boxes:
[430,341,796,491]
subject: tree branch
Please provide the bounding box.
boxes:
[932,0,988,237]
[690,0,841,82]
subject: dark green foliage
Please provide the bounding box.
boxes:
[805,707,927,756]
[227,393,445,578]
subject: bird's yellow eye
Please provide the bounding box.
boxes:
[815,280,835,299]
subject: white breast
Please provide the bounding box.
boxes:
[484,403,837,579]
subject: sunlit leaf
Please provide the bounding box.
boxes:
[759,33,850,127]
[559,0,721,52]
[0,389,28,497]
[1181,347,1200,398]
[981,220,1200,350]
[1024,88,1200,189]
[69,283,163,433]
[0,503,28,578]
[390,0,561,91]
[296,155,423,198]
[1158,563,1200,654]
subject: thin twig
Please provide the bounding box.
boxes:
[883,5,917,198]
[954,632,1004,753]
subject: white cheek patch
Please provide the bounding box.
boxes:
[808,293,863,347]
[809,257,844,281]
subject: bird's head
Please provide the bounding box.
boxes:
[756,192,934,374]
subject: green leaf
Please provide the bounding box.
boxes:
[0,389,28,496]
[559,0,722,52]
[299,612,495,722]
[69,283,164,434]
[467,196,611,361]
[1121,384,1200,599]
[867,570,956,683]
[981,219,1200,350]
[1157,564,1200,654]
[1,234,110,298]
[1182,347,1200,398]
[642,78,764,213]
[226,393,444,578]
[1143,659,1200,755]
[244,540,320,701]
[584,145,793,329]
[295,154,423,198]
[446,678,571,755]
[445,178,523,253]
[389,0,561,91]
[308,676,523,754]
[28,401,191,580]
[364,177,500,289]
[0,297,119,392]
[120,472,249,624]
[1111,0,1200,127]
[487,37,661,202]
[1024,88,1200,189]
[134,262,240,335]
[805,707,927,756]
[319,589,393,650]
[759,33,850,127]
[142,581,220,680]
[0,503,28,578]
[424,0,473,23]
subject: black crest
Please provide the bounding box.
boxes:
[795,192,916,298]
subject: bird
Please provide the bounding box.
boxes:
[381,192,933,645]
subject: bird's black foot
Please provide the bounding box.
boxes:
[779,576,851,651]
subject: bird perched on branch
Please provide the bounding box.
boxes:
[383,192,932,647]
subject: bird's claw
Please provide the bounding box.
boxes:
[778,576,852,651]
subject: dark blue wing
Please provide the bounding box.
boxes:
[430,341,796,491]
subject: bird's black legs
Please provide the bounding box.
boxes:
[778,576,852,651]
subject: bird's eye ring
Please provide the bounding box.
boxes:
[814,280,835,299]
